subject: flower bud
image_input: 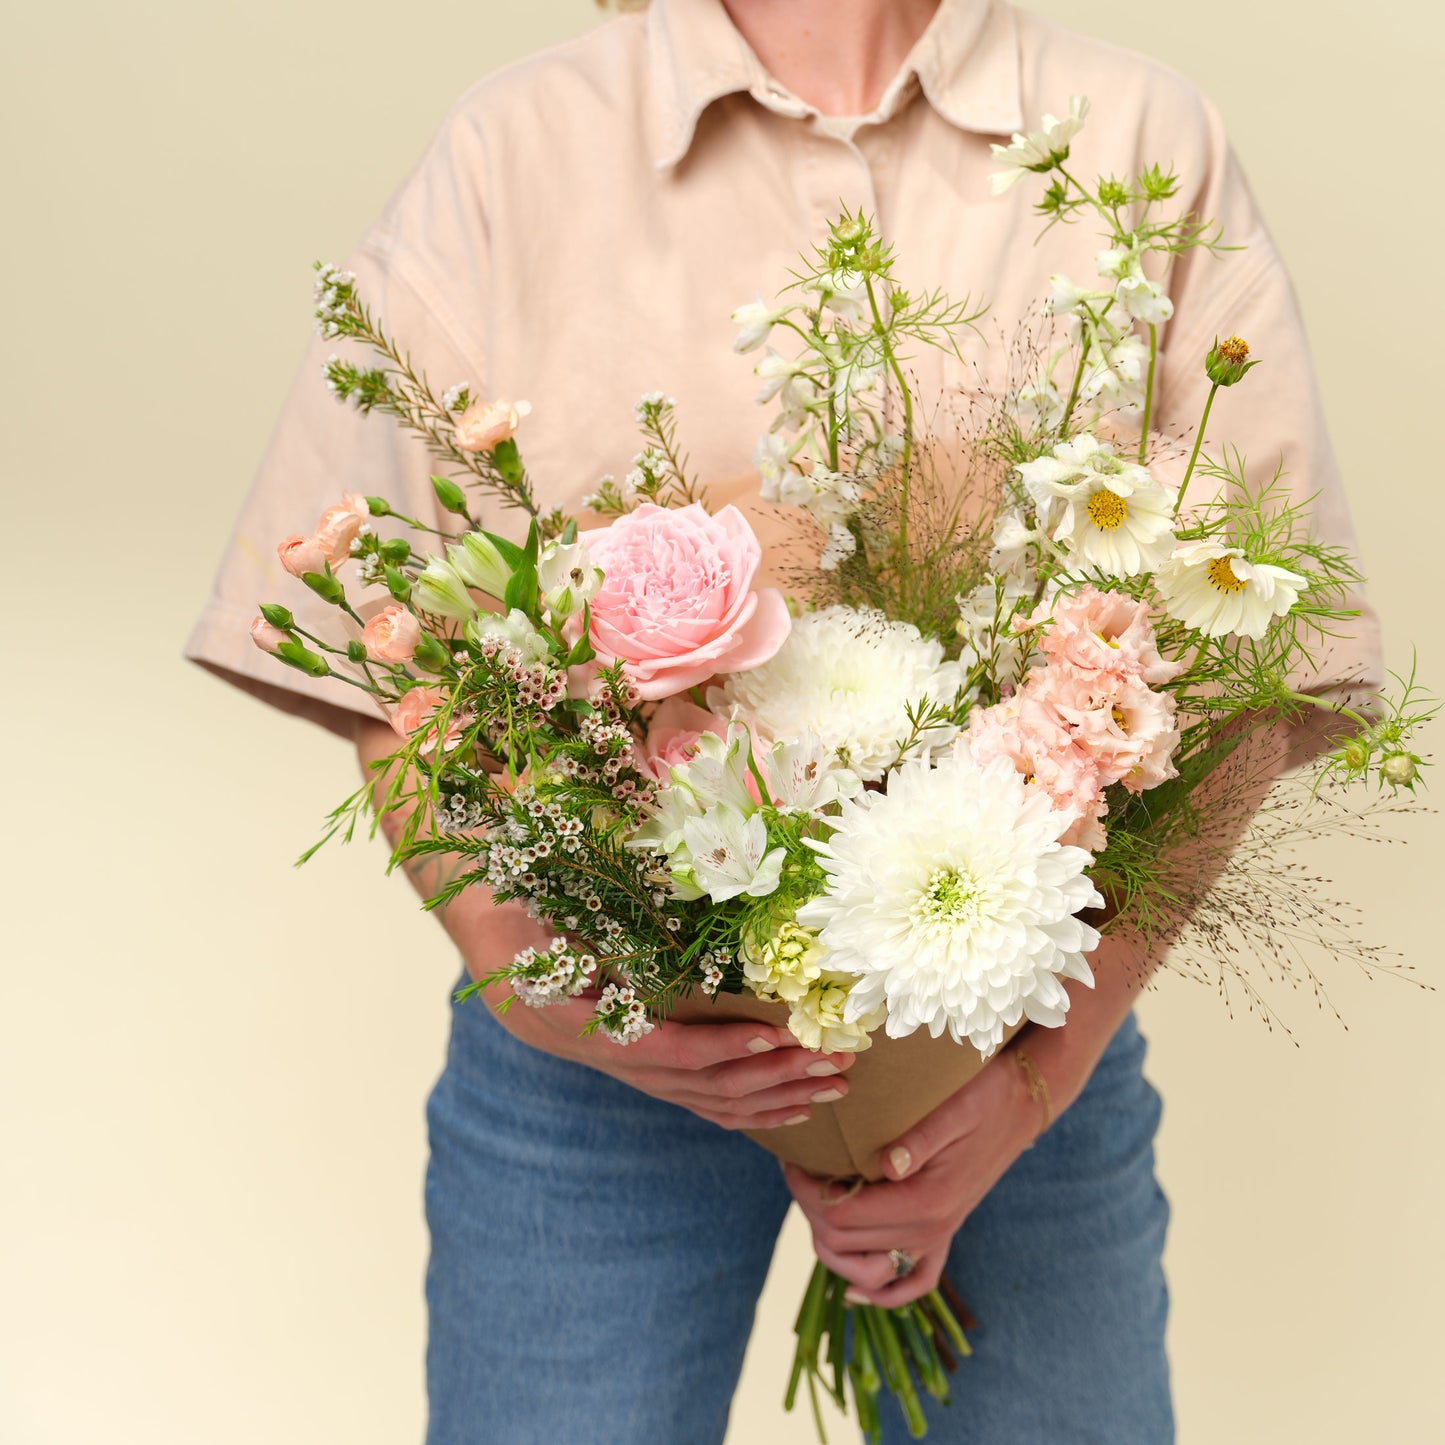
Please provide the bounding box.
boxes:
[431,474,471,518]
[365,496,392,517]
[275,640,330,677]
[451,531,513,598]
[379,537,411,565]
[302,569,345,606]
[413,633,451,672]
[454,399,530,453]
[384,565,412,603]
[413,557,476,621]
[278,533,328,579]
[345,639,367,663]
[250,616,289,653]
[1205,335,1259,388]
[1341,737,1371,771]
[259,602,295,630]
[1381,752,1420,789]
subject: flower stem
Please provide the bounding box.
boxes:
[1177,382,1220,513]
[865,274,915,569]
[1138,322,1158,463]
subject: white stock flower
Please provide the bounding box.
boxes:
[679,805,785,903]
[711,606,966,783]
[732,295,787,354]
[1018,434,1175,576]
[1154,540,1307,639]
[796,743,1102,1055]
[990,96,1091,193]
[537,537,603,618]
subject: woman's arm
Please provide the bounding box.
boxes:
[356,718,858,1130]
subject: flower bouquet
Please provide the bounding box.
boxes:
[253,97,1431,1442]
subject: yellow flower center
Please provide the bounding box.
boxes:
[1218,335,1250,365]
[1206,555,1248,594]
[1086,488,1127,531]
[1111,705,1129,732]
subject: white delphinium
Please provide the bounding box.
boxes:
[988,507,1041,579]
[990,96,1090,193]
[710,606,967,783]
[1011,373,1067,433]
[1096,243,1174,327]
[755,349,815,409]
[1079,329,1150,416]
[1154,539,1307,639]
[1018,434,1175,576]
[796,743,1103,1055]
[731,296,789,353]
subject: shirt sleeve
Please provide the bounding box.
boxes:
[1152,95,1384,699]
[185,105,495,739]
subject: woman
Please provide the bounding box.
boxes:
[187,0,1381,1439]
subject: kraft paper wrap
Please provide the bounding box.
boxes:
[671,992,1023,1181]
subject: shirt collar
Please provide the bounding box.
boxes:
[646,0,1024,171]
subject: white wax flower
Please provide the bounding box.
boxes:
[796,743,1102,1055]
[1154,540,1307,639]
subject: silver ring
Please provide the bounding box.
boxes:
[887,1248,915,1281]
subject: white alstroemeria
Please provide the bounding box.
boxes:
[1018,434,1176,576]
[674,725,760,815]
[989,96,1091,193]
[755,348,815,408]
[680,804,785,903]
[1154,540,1307,639]
[449,531,513,598]
[537,537,604,618]
[627,782,704,858]
[467,606,550,663]
[414,555,478,620]
[765,732,863,815]
[731,295,788,354]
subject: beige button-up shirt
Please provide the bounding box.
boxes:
[187,0,1383,736]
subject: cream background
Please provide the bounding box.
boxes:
[2,2,1441,1441]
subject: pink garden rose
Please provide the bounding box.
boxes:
[579,503,791,701]
[1028,585,1182,687]
[635,696,729,783]
[277,533,328,578]
[363,604,421,662]
[314,492,371,565]
[967,692,1107,851]
[454,398,531,453]
[249,616,288,653]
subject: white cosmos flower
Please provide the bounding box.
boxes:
[990,96,1091,193]
[1155,540,1307,639]
[710,606,967,783]
[731,295,788,353]
[797,742,1102,1054]
[1018,434,1175,576]
[679,804,785,903]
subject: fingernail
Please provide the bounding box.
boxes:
[844,1289,869,1305]
[782,1113,810,1126]
[811,1087,845,1104]
[747,1037,775,1054]
[888,1146,912,1178]
[806,1060,841,1077]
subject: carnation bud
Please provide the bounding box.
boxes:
[413,633,451,672]
[302,569,345,606]
[259,603,295,630]
[346,639,367,664]
[384,565,412,603]
[492,437,524,485]
[1381,752,1420,789]
[1205,335,1260,388]
[365,496,392,517]
[275,640,330,677]
[430,475,471,518]
[379,537,411,565]
[250,616,289,653]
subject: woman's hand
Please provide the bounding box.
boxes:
[494,985,858,1131]
[783,1045,1042,1306]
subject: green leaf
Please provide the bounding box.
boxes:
[480,529,527,569]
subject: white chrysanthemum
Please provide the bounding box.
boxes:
[796,744,1102,1055]
[710,606,966,783]
[1154,539,1306,639]
[1018,434,1175,576]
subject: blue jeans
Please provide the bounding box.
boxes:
[424,982,1173,1444]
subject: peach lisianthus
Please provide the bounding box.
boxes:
[1028,585,1181,687]
[277,533,328,578]
[579,502,791,701]
[363,604,421,662]
[454,398,531,453]
[314,491,371,564]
